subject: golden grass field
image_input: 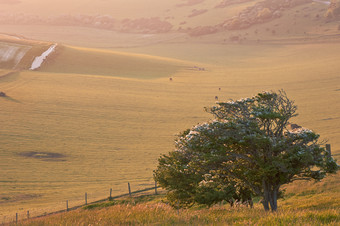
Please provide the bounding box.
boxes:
[0,0,339,224]
[14,187,340,225]
[1,39,339,223]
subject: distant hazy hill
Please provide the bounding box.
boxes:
[0,0,339,42]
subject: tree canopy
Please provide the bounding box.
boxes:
[154,90,339,211]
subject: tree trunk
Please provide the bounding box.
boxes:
[261,198,270,211]
[262,181,279,211]
[262,180,270,211]
[269,186,279,211]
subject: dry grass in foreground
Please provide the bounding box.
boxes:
[15,187,340,226]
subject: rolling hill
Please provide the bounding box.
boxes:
[38,45,190,79]
[0,34,190,79]
[1,38,339,223]
[0,0,339,224]
[0,34,54,70]
[0,0,339,47]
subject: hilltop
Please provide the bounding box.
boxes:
[0,34,53,70]
[0,0,339,47]
[0,34,190,78]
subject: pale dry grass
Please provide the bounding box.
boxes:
[15,194,340,225]
[38,45,190,79]
[1,41,339,223]
[0,0,339,224]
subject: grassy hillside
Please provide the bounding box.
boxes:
[14,188,340,225]
[38,45,189,79]
[0,34,54,70]
[0,35,190,78]
[1,41,339,223]
[0,55,210,222]
[0,1,339,222]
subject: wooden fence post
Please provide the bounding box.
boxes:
[155,181,158,195]
[4,183,165,224]
[326,144,331,155]
[85,192,87,205]
[128,182,131,196]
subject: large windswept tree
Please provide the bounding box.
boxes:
[154,90,339,211]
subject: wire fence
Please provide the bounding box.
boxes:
[1,181,159,225]
[3,145,333,225]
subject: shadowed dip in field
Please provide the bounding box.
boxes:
[0,194,41,205]
[18,151,67,162]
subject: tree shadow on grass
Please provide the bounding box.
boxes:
[0,95,21,103]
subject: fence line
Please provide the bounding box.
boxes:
[1,182,159,225]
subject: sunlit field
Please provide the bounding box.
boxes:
[0,0,340,224]
[14,186,340,225]
[1,40,339,223]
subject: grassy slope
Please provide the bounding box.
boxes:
[1,42,339,223]
[0,46,209,221]
[38,45,189,79]
[0,35,54,70]
[16,191,340,225]
[0,1,339,222]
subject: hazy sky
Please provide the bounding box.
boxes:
[0,0,177,18]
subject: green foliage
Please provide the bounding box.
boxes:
[154,90,339,212]
[194,174,236,207]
